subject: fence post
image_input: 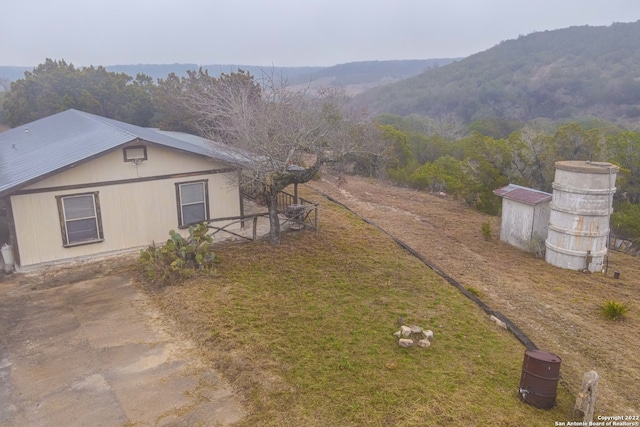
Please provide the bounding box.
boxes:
[238,169,245,229]
[573,371,598,422]
[314,205,318,230]
[252,216,258,241]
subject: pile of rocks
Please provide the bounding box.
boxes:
[392,325,434,348]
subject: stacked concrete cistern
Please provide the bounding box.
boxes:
[545,160,619,272]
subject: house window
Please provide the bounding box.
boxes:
[56,192,103,246]
[176,180,209,227]
[123,145,147,162]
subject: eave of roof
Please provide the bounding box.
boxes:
[493,184,552,205]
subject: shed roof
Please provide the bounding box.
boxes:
[493,184,552,205]
[0,109,250,197]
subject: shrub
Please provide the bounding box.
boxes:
[528,235,546,258]
[481,222,492,241]
[139,222,218,286]
[600,300,628,321]
[611,202,640,241]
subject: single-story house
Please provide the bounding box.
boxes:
[0,109,247,270]
[493,184,552,253]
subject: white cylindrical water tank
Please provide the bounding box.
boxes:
[545,161,618,272]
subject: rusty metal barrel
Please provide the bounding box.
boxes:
[518,350,562,409]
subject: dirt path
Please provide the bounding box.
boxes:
[307,176,640,416]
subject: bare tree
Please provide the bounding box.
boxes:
[510,126,555,191]
[165,69,387,244]
[425,113,468,141]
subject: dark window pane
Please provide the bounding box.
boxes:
[63,195,95,220]
[67,218,99,243]
[182,203,206,224]
[180,183,204,204]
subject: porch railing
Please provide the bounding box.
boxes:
[207,186,318,242]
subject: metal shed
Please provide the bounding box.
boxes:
[493,184,552,253]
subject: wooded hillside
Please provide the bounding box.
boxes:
[288,59,458,85]
[355,21,640,124]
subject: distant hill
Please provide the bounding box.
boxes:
[0,60,456,94]
[289,59,459,95]
[291,59,458,85]
[0,66,30,83]
[354,21,640,124]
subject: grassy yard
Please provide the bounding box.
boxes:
[144,193,573,426]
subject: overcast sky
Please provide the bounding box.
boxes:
[2,0,639,67]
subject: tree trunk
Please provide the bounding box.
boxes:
[267,192,281,245]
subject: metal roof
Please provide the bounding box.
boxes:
[493,184,552,205]
[0,109,250,197]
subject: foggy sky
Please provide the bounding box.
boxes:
[2,0,639,67]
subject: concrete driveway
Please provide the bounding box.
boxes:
[0,269,243,426]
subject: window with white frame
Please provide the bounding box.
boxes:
[176,181,209,227]
[56,192,103,246]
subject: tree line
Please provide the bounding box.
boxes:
[377,113,640,240]
[0,59,155,128]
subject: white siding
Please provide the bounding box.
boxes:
[26,144,223,189]
[499,199,551,252]
[500,199,535,251]
[11,144,240,267]
[532,201,551,242]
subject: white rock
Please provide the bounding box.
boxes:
[392,331,401,338]
[489,315,507,329]
[410,325,423,334]
[417,339,431,348]
[400,325,412,337]
[423,330,434,340]
[398,338,414,348]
